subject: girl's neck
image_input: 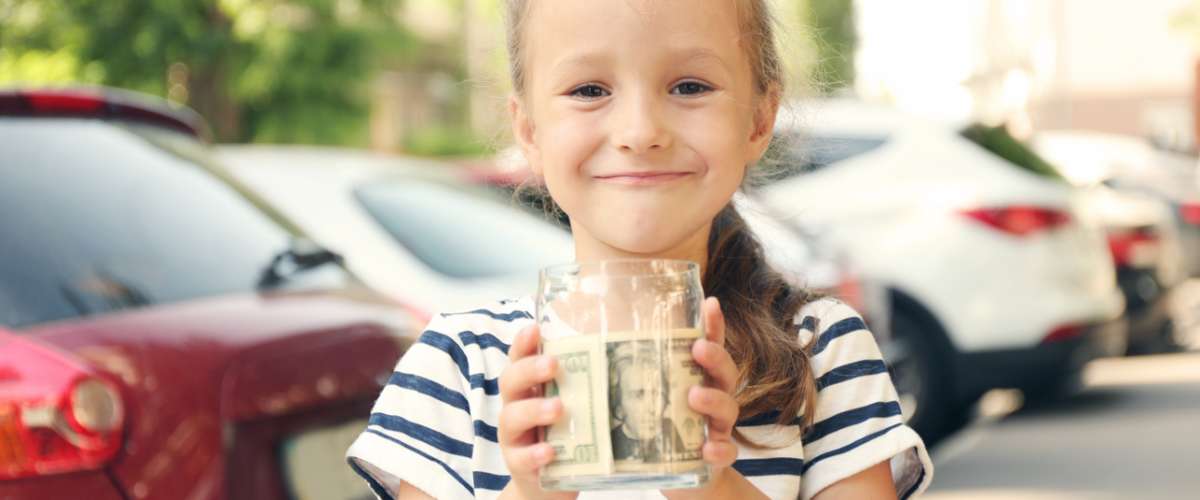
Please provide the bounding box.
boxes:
[569,221,712,277]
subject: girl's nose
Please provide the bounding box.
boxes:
[610,89,673,154]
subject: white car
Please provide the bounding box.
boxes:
[1032,131,1189,353]
[758,99,1126,441]
[1032,130,1200,278]
[216,145,575,318]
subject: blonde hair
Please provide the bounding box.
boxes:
[504,0,818,441]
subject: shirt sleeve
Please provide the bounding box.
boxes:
[798,299,933,500]
[346,314,480,500]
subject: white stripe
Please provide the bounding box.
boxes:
[373,385,473,431]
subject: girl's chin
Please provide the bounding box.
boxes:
[575,213,710,256]
[600,234,694,257]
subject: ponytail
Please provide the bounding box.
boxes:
[704,203,819,444]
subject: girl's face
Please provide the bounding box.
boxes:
[511,0,778,261]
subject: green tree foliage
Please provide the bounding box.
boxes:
[802,0,856,94]
[1,0,416,144]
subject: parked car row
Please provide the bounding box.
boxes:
[758,99,1194,442]
[5,86,1194,498]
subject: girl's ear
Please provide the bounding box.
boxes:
[746,85,782,164]
[509,94,543,176]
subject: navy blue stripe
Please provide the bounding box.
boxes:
[732,457,805,477]
[389,372,470,413]
[816,359,889,391]
[458,330,511,355]
[469,373,501,395]
[418,330,470,380]
[473,419,499,442]
[901,466,926,500]
[735,410,801,427]
[365,428,474,495]
[473,471,512,491]
[347,457,397,500]
[736,411,782,427]
[369,413,474,458]
[803,401,903,443]
[811,317,868,357]
[443,308,533,322]
[803,422,904,473]
[797,315,818,333]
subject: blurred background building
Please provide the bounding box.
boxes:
[855,0,1197,152]
[5,0,1197,156]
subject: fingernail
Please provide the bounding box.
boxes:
[542,398,559,413]
[538,356,554,377]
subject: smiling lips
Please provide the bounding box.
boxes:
[593,171,694,186]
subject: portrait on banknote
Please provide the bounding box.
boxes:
[605,334,705,471]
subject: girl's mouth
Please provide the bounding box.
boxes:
[594,171,694,186]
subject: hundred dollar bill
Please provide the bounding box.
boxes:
[604,329,706,474]
[541,334,614,478]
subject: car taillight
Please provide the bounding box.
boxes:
[1,377,124,480]
[835,274,866,315]
[961,206,1071,236]
[1180,203,1200,225]
[0,88,208,140]
[1042,323,1086,344]
[0,332,125,481]
[25,92,106,114]
[1107,226,1159,267]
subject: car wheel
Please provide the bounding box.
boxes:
[1156,318,1183,353]
[1129,318,1182,355]
[887,308,958,445]
[1020,370,1082,408]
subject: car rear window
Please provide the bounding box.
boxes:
[354,178,572,280]
[759,133,888,184]
[960,124,1065,181]
[0,118,337,328]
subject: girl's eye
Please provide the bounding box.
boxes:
[672,81,712,96]
[569,84,609,99]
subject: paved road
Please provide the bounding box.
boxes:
[923,284,1200,500]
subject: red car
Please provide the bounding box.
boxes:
[0,88,416,499]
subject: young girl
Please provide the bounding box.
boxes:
[346,1,933,498]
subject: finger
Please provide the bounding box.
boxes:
[502,441,557,474]
[689,386,738,436]
[499,355,557,403]
[508,324,541,362]
[498,397,563,445]
[702,440,738,469]
[692,338,737,394]
[703,297,726,346]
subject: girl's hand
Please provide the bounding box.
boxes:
[496,325,579,500]
[665,297,767,500]
[691,297,741,469]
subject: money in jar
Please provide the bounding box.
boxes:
[536,259,710,491]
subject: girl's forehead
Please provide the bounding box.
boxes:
[524,0,745,69]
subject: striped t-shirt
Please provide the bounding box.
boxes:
[346,296,933,499]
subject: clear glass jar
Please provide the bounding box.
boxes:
[536,259,710,491]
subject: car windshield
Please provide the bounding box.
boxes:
[355,178,572,279]
[0,118,347,329]
[960,124,1066,181]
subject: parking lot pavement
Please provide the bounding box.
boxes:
[921,281,1200,500]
